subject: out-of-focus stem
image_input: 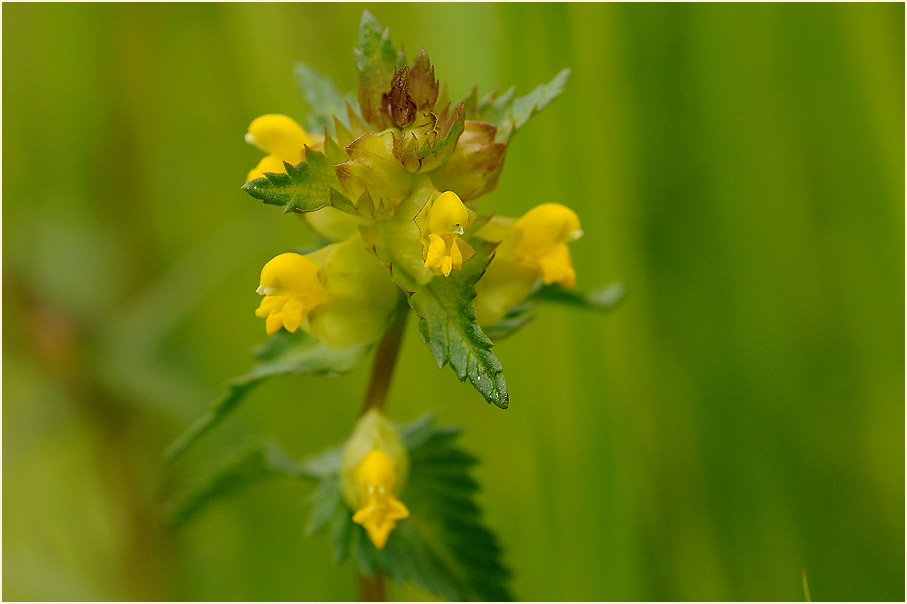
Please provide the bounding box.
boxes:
[358,572,386,602]
[360,306,408,416]
[356,305,408,601]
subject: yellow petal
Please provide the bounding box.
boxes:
[386,496,410,521]
[246,153,290,183]
[352,492,410,550]
[449,237,463,271]
[259,253,326,300]
[246,114,311,159]
[255,295,286,317]
[265,311,284,335]
[514,203,581,253]
[429,191,469,235]
[424,233,447,270]
[281,298,304,332]
[361,516,394,550]
[536,243,576,287]
[357,450,397,490]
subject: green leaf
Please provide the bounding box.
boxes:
[241,147,349,214]
[488,68,570,142]
[482,282,625,342]
[335,131,413,205]
[480,302,535,341]
[532,281,626,311]
[164,330,369,464]
[330,504,354,562]
[305,414,512,601]
[294,63,352,135]
[408,48,439,112]
[404,241,509,408]
[305,477,343,537]
[165,441,305,528]
[322,128,349,166]
[355,10,404,128]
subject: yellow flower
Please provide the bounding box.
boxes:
[423,191,471,277]
[255,252,326,335]
[511,203,582,287]
[341,409,410,550]
[245,114,312,183]
[351,449,411,549]
[255,236,403,347]
[473,203,582,325]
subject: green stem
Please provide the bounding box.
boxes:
[360,307,408,416]
[358,572,386,602]
[356,306,408,601]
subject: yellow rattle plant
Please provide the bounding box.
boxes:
[165,12,622,601]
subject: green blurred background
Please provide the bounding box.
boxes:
[3,3,904,601]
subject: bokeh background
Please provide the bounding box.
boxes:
[3,3,904,601]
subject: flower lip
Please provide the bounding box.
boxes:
[244,132,264,150]
[256,284,277,296]
[566,228,584,242]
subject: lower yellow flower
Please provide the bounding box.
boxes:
[245,114,313,183]
[351,449,411,550]
[255,252,326,335]
[341,410,410,549]
[423,191,472,277]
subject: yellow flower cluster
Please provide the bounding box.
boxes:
[246,112,583,338]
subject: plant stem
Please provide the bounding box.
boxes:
[358,572,386,602]
[356,306,408,601]
[360,307,408,416]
